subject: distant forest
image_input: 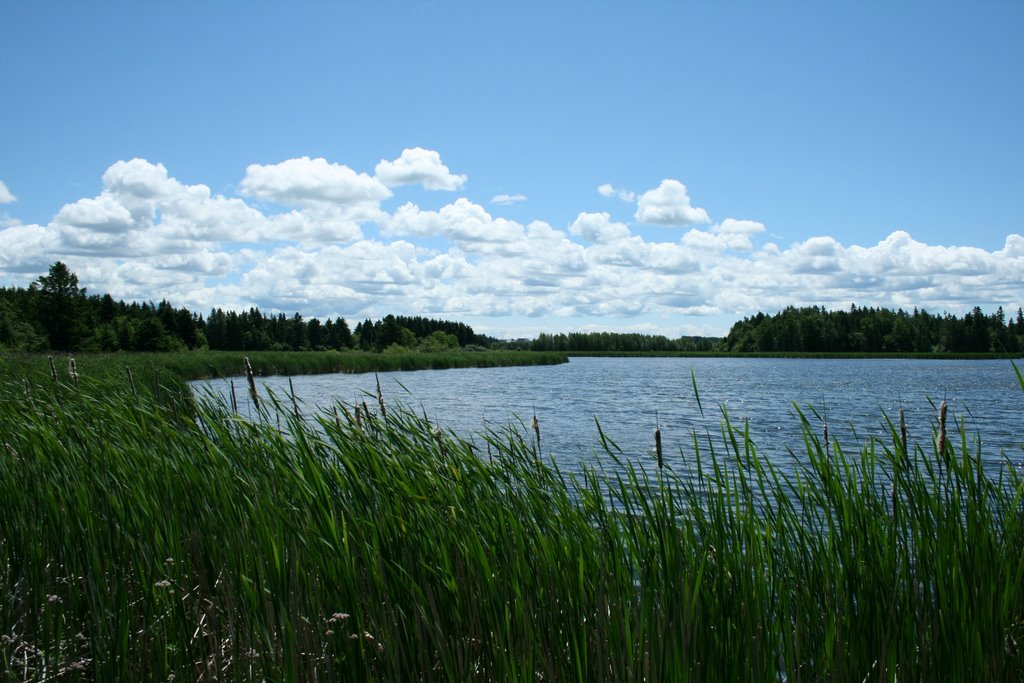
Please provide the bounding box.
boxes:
[0,262,491,353]
[2,263,1021,356]
[529,332,720,353]
[722,305,1024,354]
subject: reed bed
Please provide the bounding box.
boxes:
[1,365,1023,681]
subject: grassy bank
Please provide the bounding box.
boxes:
[0,350,568,398]
[1,368,1023,680]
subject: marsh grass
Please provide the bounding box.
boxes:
[1,364,1023,680]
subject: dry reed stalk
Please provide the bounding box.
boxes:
[937,400,948,458]
[229,380,238,413]
[48,355,57,382]
[823,423,830,459]
[125,366,137,397]
[531,413,541,452]
[375,374,387,419]
[243,357,260,412]
[432,425,447,456]
[354,403,365,432]
[68,357,79,386]
[361,401,372,432]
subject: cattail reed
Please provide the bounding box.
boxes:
[531,412,541,452]
[655,413,663,466]
[229,380,238,413]
[68,357,79,386]
[899,408,907,456]
[243,356,260,412]
[375,373,387,419]
[823,422,830,459]
[937,399,948,458]
[48,355,57,382]
[432,425,447,456]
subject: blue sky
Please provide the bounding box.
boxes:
[1,1,1022,338]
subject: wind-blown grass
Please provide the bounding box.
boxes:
[1,367,1023,680]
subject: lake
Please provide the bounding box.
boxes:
[193,357,1024,474]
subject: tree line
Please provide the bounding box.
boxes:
[723,305,1024,353]
[529,331,721,353]
[0,262,490,353]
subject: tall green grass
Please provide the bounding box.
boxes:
[1,366,1023,680]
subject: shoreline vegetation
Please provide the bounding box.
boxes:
[1,359,1023,679]
[0,350,571,405]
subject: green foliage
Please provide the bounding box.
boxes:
[355,314,490,352]
[30,262,88,351]
[418,330,460,352]
[1,360,1023,679]
[530,330,722,352]
[1,263,496,354]
[724,304,1024,354]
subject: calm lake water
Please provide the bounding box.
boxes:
[193,357,1024,474]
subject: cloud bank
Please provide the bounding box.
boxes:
[1,152,1021,337]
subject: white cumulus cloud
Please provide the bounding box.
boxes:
[241,157,392,206]
[681,218,767,251]
[714,218,765,236]
[0,181,16,204]
[385,198,525,246]
[569,212,631,244]
[635,179,710,226]
[0,153,1021,337]
[375,147,467,191]
[0,223,58,273]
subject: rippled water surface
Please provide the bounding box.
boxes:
[194,357,1024,473]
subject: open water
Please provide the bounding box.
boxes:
[193,357,1024,474]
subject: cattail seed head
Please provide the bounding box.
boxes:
[375,374,387,419]
[938,400,948,458]
[531,413,540,451]
[655,426,663,469]
[243,356,260,411]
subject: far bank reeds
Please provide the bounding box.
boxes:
[0,365,1022,680]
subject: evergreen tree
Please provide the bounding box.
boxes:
[32,262,88,351]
